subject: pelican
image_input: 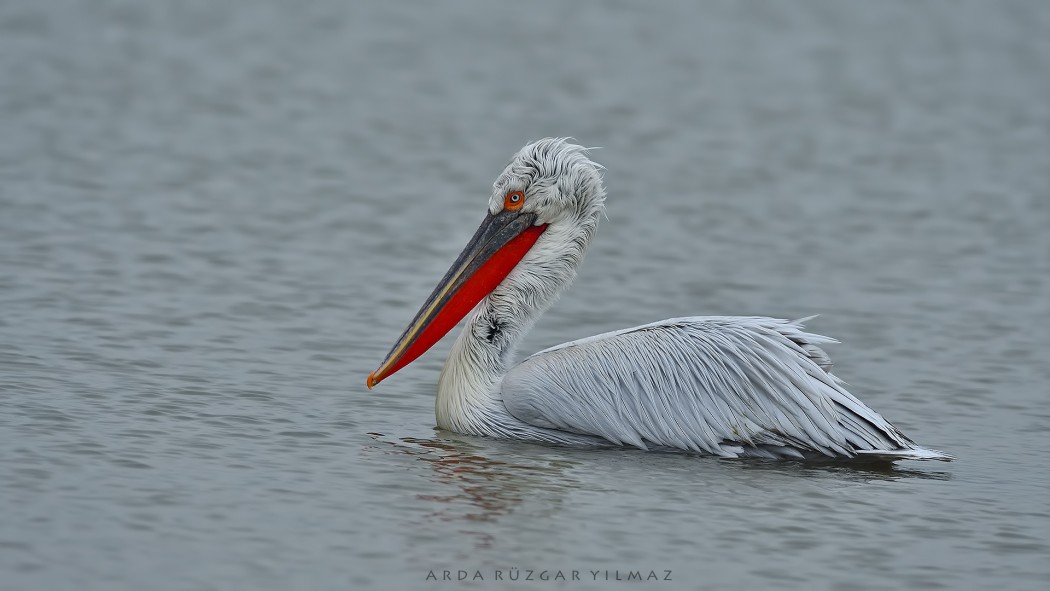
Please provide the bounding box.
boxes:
[367,138,952,462]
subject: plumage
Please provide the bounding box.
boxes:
[369,138,952,462]
[504,316,934,459]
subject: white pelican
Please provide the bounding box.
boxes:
[367,138,952,462]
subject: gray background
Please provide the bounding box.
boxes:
[2,0,1049,589]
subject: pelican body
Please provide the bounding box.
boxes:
[368,139,951,461]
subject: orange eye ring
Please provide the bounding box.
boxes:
[504,190,525,211]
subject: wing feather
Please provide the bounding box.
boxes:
[501,317,947,460]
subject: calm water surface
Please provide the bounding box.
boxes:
[2,1,1049,589]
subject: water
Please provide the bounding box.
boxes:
[2,0,1049,589]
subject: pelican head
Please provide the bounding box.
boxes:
[368,138,606,389]
[487,138,606,225]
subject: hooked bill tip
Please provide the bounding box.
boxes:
[366,371,378,390]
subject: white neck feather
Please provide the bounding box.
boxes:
[435,210,600,435]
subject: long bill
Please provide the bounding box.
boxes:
[367,209,547,389]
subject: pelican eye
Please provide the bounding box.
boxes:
[504,190,524,211]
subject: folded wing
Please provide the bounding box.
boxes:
[502,317,949,460]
